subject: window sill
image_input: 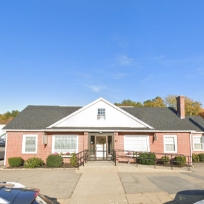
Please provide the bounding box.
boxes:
[164,151,177,154]
[61,155,71,158]
[22,152,37,154]
[127,155,138,158]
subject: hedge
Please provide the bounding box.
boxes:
[174,156,186,166]
[198,153,204,162]
[24,157,44,168]
[8,157,23,167]
[46,154,63,167]
[192,154,200,162]
[161,155,170,164]
[138,152,156,165]
[70,153,78,167]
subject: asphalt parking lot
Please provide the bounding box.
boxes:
[0,169,81,203]
[0,147,5,160]
[0,164,204,204]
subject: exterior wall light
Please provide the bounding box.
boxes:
[43,133,48,145]
[154,133,158,141]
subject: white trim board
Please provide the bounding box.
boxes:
[48,97,154,129]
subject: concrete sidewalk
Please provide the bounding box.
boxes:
[65,172,175,204]
[76,161,191,173]
[68,172,127,204]
[0,162,204,204]
[58,162,203,204]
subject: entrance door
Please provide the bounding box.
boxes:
[88,134,113,161]
[96,136,106,160]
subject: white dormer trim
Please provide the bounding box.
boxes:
[47,97,154,129]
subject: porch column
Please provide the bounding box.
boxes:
[114,132,118,150]
[83,132,88,150]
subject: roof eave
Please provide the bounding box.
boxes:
[3,129,200,133]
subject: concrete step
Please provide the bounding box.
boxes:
[76,166,118,173]
[76,164,191,173]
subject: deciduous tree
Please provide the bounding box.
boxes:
[115,95,203,117]
[143,97,165,107]
[0,110,20,124]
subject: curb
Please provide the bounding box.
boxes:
[0,167,78,171]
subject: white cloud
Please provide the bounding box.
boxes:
[117,55,136,67]
[112,72,127,79]
[87,85,106,93]
[185,68,204,79]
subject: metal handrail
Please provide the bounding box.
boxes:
[75,149,88,167]
[75,148,192,170]
[112,149,192,170]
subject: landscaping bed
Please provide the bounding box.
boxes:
[5,162,76,169]
[7,153,79,169]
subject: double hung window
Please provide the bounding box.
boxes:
[163,135,177,153]
[97,108,105,120]
[193,136,204,150]
[22,135,38,154]
[52,135,78,154]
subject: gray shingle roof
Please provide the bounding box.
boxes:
[3,105,204,132]
[4,106,81,130]
[121,107,204,132]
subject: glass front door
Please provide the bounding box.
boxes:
[96,136,106,159]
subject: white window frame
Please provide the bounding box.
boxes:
[124,135,150,152]
[22,134,38,154]
[52,135,78,154]
[163,135,177,153]
[193,135,204,151]
[97,108,106,120]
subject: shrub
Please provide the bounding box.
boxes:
[8,157,23,167]
[174,156,186,166]
[198,153,204,162]
[161,155,170,164]
[138,152,156,165]
[192,154,200,162]
[70,153,78,167]
[24,157,44,168]
[46,154,63,167]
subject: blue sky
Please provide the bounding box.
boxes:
[1,1,204,113]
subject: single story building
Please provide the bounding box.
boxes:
[3,96,204,166]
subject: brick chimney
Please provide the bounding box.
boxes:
[176,96,185,119]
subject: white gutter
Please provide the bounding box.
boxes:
[3,129,197,133]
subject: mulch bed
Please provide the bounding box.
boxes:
[5,163,76,169]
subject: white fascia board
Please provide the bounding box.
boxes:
[43,129,194,133]
[191,131,204,134]
[47,97,154,129]
[4,129,197,133]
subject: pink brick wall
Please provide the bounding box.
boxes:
[5,131,87,167]
[150,132,191,156]
[115,132,191,157]
[5,131,192,166]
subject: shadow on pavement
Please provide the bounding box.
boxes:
[45,196,60,204]
[165,190,204,204]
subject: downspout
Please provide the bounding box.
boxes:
[4,133,7,166]
[189,132,193,166]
